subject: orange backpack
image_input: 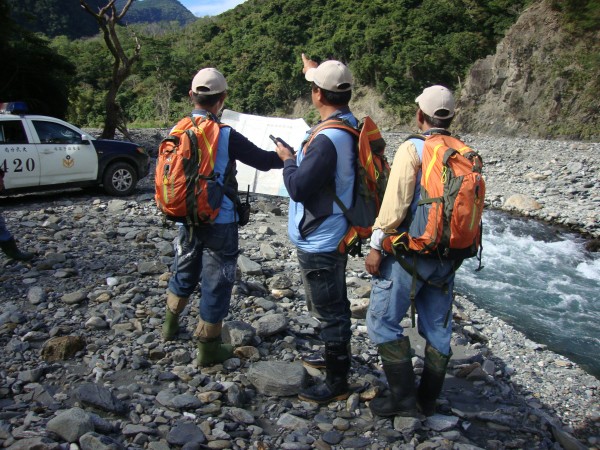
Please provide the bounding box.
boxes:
[304,116,390,256]
[383,133,485,262]
[383,133,485,327]
[155,115,230,225]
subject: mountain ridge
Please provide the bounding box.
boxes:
[6,0,196,39]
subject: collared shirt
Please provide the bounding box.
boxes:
[283,108,358,252]
[370,138,421,250]
[371,128,453,250]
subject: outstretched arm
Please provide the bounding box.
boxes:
[228,129,284,171]
[301,53,318,75]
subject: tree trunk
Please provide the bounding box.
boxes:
[80,0,140,140]
[102,84,119,140]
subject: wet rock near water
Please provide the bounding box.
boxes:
[0,130,598,449]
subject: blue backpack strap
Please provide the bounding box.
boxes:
[403,135,425,218]
[406,134,425,161]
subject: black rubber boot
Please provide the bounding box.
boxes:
[0,238,33,261]
[302,351,326,369]
[369,337,417,417]
[417,343,451,416]
[298,341,350,404]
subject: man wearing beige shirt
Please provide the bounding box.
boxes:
[364,86,458,418]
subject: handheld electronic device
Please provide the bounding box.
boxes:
[269,134,294,153]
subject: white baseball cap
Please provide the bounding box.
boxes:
[305,60,353,92]
[415,85,455,119]
[191,68,228,95]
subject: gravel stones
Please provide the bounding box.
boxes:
[0,129,597,449]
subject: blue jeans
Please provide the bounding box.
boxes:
[0,213,13,242]
[168,222,239,324]
[367,253,456,355]
[297,249,351,343]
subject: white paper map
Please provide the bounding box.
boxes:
[222,109,309,197]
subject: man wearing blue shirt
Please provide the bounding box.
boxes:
[162,68,283,367]
[275,54,356,404]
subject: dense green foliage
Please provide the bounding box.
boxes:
[7,0,102,39]
[49,0,530,128]
[165,0,530,122]
[3,0,541,128]
[0,0,75,117]
[550,0,600,33]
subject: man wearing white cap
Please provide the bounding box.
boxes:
[363,85,458,417]
[162,68,283,367]
[275,54,356,404]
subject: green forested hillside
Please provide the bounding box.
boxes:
[6,0,101,39]
[48,0,531,128]
[3,0,598,137]
[115,0,196,26]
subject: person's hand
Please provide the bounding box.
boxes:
[301,53,318,75]
[365,248,383,276]
[275,142,295,162]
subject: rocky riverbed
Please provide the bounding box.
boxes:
[0,128,598,450]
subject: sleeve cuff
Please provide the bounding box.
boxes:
[370,228,385,250]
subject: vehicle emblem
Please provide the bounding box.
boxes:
[63,155,74,168]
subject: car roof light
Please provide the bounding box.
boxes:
[0,101,29,114]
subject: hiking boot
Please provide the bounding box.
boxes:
[0,238,33,261]
[369,337,417,417]
[197,339,234,367]
[298,342,350,404]
[416,343,451,416]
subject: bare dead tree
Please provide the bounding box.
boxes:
[80,0,140,140]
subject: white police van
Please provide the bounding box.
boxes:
[0,102,149,196]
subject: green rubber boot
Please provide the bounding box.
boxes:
[197,339,234,367]
[162,291,188,341]
[162,308,180,341]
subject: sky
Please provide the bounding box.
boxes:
[178,0,248,17]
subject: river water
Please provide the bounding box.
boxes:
[456,209,600,378]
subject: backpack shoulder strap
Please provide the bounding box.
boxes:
[315,117,360,136]
[303,118,359,154]
[167,116,195,137]
[302,118,360,221]
[405,134,426,161]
